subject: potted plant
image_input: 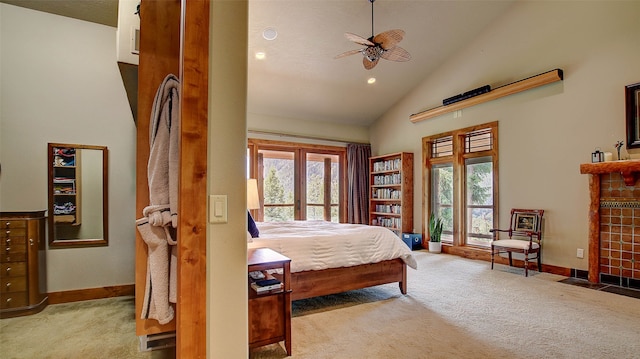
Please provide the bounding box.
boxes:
[428,213,443,253]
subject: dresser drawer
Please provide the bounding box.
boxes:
[0,228,27,241]
[1,220,27,230]
[2,235,27,248]
[1,262,26,278]
[1,276,27,293]
[0,292,28,309]
[0,245,27,263]
[1,220,27,241]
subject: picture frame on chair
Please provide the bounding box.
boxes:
[514,213,536,231]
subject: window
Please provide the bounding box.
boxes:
[248,139,346,222]
[423,121,498,250]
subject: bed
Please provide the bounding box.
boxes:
[247,220,418,301]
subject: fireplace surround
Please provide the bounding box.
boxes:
[580,160,640,289]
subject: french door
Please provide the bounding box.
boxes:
[248,139,346,222]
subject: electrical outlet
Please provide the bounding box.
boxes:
[576,248,584,258]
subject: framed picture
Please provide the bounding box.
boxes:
[625,82,640,149]
[514,213,537,232]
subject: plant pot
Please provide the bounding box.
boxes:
[428,241,442,253]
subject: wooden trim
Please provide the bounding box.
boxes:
[178,1,210,358]
[48,285,134,305]
[410,69,564,123]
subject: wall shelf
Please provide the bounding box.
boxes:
[410,69,564,123]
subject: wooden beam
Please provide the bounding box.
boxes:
[177,0,210,358]
[410,69,563,123]
[580,159,640,186]
[136,0,180,337]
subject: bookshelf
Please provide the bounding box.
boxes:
[369,152,413,236]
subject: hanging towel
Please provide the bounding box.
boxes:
[136,74,180,325]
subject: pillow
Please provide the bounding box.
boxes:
[248,211,259,238]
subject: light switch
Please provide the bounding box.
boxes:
[209,195,227,223]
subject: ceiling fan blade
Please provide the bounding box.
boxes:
[345,32,374,47]
[373,29,405,50]
[381,46,411,62]
[363,56,379,70]
[334,49,363,59]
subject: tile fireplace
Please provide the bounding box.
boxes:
[580,160,640,289]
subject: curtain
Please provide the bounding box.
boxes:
[347,143,371,224]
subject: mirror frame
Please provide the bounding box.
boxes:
[47,143,109,248]
[626,82,640,149]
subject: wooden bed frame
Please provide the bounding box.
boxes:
[288,258,407,301]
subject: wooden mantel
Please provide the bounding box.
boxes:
[580,160,640,186]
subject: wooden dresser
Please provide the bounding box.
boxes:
[0,211,48,318]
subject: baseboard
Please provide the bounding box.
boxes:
[48,284,135,305]
[441,245,573,277]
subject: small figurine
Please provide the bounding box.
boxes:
[614,141,624,160]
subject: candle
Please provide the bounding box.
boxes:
[604,152,613,161]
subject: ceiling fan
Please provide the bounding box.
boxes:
[335,0,411,70]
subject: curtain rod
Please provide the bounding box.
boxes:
[247,129,370,145]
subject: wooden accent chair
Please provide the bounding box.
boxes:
[490,209,544,277]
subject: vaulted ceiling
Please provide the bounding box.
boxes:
[3,0,516,127]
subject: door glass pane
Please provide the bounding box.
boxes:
[306,155,324,220]
[431,163,453,243]
[465,157,493,247]
[330,160,339,222]
[261,149,294,221]
[306,153,339,222]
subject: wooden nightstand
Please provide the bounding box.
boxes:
[248,248,292,356]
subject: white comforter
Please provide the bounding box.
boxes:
[247,220,418,273]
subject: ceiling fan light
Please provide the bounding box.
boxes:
[368,77,376,84]
[262,27,278,41]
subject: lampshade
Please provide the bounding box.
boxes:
[247,178,260,210]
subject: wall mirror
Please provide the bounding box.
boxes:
[47,143,109,248]
[626,82,640,149]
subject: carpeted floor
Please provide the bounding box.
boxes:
[251,251,640,358]
[0,296,174,359]
[2,251,639,358]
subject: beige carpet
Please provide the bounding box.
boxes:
[251,251,640,358]
[0,296,174,359]
[2,252,639,358]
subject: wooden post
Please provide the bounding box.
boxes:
[587,174,600,283]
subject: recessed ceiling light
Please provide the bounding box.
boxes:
[367,77,376,84]
[262,27,278,41]
[255,52,266,60]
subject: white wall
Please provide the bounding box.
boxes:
[0,4,136,291]
[208,1,249,358]
[248,112,369,145]
[116,0,140,65]
[370,1,640,270]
